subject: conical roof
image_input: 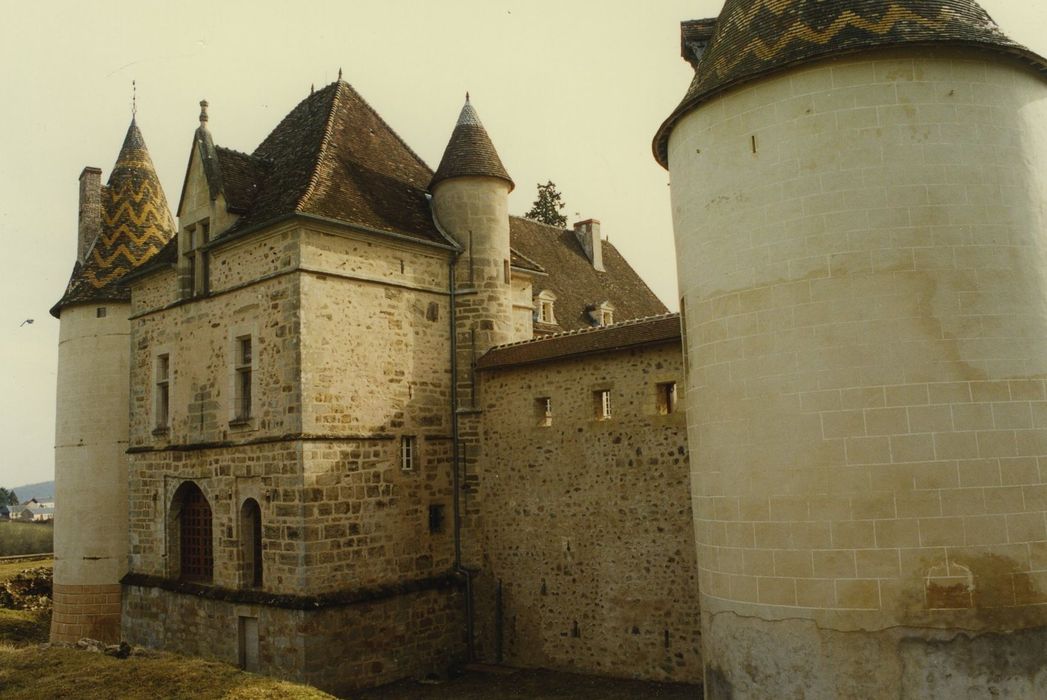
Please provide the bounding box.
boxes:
[52,119,175,316]
[430,97,514,192]
[654,0,1047,166]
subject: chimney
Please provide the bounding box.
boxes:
[681,19,717,69]
[573,219,604,272]
[77,167,103,264]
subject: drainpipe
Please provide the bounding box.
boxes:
[433,205,476,662]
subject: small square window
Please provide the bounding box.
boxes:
[96,307,107,318]
[594,390,611,421]
[657,382,678,415]
[401,436,416,471]
[535,397,553,427]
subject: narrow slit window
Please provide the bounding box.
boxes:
[401,435,416,471]
[594,390,612,421]
[235,336,252,420]
[155,354,170,429]
[535,397,553,427]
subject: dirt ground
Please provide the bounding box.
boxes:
[355,665,702,700]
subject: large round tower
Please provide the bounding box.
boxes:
[656,1,1047,696]
[430,96,516,398]
[50,118,174,643]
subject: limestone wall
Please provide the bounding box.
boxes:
[122,584,465,696]
[476,341,701,682]
[668,50,1047,694]
[52,302,131,642]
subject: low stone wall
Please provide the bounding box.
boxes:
[122,580,466,694]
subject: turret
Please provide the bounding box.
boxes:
[657,0,1047,695]
[430,95,515,407]
[51,116,174,644]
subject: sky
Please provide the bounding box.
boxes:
[0,1,1045,487]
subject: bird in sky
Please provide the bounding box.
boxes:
[19,319,33,327]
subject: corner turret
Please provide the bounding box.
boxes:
[51,115,174,644]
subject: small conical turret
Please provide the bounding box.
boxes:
[430,95,514,192]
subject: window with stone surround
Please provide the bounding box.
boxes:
[155,353,170,430]
[240,498,263,588]
[657,382,678,415]
[172,481,213,583]
[234,336,252,421]
[182,219,210,298]
[594,389,612,420]
[535,289,557,324]
[401,435,416,471]
[535,397,553,427]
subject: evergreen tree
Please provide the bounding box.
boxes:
[524,181,567,227]
[8,490,18,506]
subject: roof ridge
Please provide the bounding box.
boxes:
[509,214,567,233]
[215,144,270,163]
[295,81,343,212]
[488,312,681,352]
[343,82,434,177]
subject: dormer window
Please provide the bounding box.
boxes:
[535,290,557,325]
[589,301,616,327]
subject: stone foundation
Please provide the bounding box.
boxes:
[50,583,122,643]
[122,580,466,694]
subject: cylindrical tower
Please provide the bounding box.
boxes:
[430,96,516,398]
[50,118,174,643]
[656,2,1047,696]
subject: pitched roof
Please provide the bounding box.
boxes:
[219,81,446,244]
[430,97,514,192]
[477,313,681,370]
[508,216,668,332]
[654,0,1047,166]
[52,119,175,317]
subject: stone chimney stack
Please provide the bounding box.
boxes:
[573,219,604,272]
[77,167,103,264]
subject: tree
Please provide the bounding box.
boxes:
[0,488,17,505]
[7,490,18,506]
[524,181,567,228]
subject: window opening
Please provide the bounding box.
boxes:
[96,307,107,318]
[240,499,263,588]
[535,397,553,427]
[657,382,678,415]
[401,435,416,471]
[429,504,446,534]
[235,336,252,420]
[594,390,612,420]
[178,483,213,582]
[156,354,170,429]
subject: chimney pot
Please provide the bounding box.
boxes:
[573,219,604,272]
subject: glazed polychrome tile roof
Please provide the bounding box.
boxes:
[430,96,514,192]
[654,0,1047,166]
[51,119,175,317]
[477,313,682,370]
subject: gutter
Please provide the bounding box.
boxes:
[432,204,476,662]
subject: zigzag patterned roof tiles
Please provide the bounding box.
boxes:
[654,0,1047,166]
[52,119,175,316]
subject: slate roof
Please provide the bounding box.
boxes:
[219,81,446,244]
[430,97,514,192]
[654,0,1047,166]
[508,216,668,332]
[477,313,681,370]
[51,119,176,317]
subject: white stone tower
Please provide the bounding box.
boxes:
[50,118,174,643]
[430,95,516,404]
[656,1,1047,696]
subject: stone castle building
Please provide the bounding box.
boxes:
[658,0,1047,697]
[50,81,699,692]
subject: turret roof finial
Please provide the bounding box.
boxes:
[338,68,343,82]
[132,80,137,119]
[466,91,470,102]
[199,99,209,126]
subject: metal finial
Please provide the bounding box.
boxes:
[466,91,470,102]
[199,99,209,125]
[338,68,342,81]
[310,83,314,95]
[132,80,137,118]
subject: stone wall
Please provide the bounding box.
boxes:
[475,340,701,682]
[122,583,465,696]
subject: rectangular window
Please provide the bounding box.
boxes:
[657,381,678,415]
[594,390,612,420]
[184,221,210,298]
[401,435,416,471]
[155,354,170,429]
[96,306,107,318]
[535,397,553,427]
[428,504,445,534]
[235,336,252,421]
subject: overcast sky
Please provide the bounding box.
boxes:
[1,1,1044,488]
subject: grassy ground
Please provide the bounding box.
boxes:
[0,557,53,583]
[0,521,53,557]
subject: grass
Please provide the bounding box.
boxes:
[0,645,337,700]
[0,557,53,584]
[0,521,53,557]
